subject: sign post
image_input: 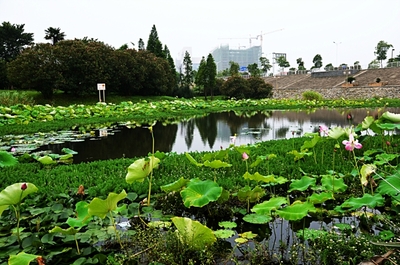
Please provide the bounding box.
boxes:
[97,83,106,102]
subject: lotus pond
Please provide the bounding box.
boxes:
[1,100,400,264]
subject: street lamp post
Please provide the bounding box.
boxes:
[333,41,341,67]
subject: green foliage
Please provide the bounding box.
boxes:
[220,76,251,99]
[302,90,323,100]
[247,76,273,99]
[180,179,223,208]
[0,90,35,106]
[0,22,34,62]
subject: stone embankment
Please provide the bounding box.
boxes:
[265,68,400,99]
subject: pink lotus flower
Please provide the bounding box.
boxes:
[319,125,329,136]
[342,133,362,151]
[230,134,237,145]
[242,152,249,160]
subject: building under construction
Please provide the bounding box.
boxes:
[211,45,262,73]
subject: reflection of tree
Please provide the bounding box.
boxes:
[43,123,178,163]
[219,111,273,138]
[195,114,217,148]
[276,127,289,138]
[181,120,195,149]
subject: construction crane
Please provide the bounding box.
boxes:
[249,28,284,47]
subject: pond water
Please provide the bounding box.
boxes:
[32,107,399,163]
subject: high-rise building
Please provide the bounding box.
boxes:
[211,45,262,72]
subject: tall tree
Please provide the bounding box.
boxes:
[163,45,176,75]
[0,22,34,62]
[277,56,290,72]
[195,56,206,91]
[44,27,66,45]
[138,38,145,51]
[312,54,323,69]
[374,40,393,68]
[146,25,164,58]
[296,58,305,70]
[259,57,271,76]
[229,61,240,76]
[181,51,193,92]
[247,63,261,77]
[205,53,217,99]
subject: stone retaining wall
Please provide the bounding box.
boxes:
[272,86,400,99]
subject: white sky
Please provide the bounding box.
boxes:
[1,0,399,70]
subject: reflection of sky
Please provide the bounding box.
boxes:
[171,108,400,154]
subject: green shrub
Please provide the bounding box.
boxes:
[302,90,323,101]
[247,76,273,99]
[0,90,35,106]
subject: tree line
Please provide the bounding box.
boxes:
[0,22,274,100]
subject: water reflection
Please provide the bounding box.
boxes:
[37,108,399,163]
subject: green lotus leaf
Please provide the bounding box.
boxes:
[148,221,171,229]
[181,179,222,207]
[287,150,313,161]
[376,174,400,196]
[161,177,189,192]
[275,201,316,221]
[8,252,42,265]
[0,205,9,216]
[87,190,127,219]
[328,127,345,139]
[251,197,287,215]
[126,156,160,184]
[61,148,78,154]
[301,135,321,151]
[380,111,400,123]
[379,230,395,241]
[185,152,203,167]
[307,192,334,204]
[218,221,237,229]
[360,116,375,129]
[376,123,400,130]
[59,154,73,161]
[360,164,377,186]
[203,149,229,161]
[172,217,216,250]
[203,160,232,169]
[37,155,57,165]
[240,231,258,239]
[288,176,316,192]
[0,151,18,167]
[235,237,249,244]
[338,193,385,212]
[49,226,79,235]
[0,183,38,207]
[67,201,91,228]
[214,229,235,239]
[321,175,348,193]
[374,153,400,166]
[243,213,273,224]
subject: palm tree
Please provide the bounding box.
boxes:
[44,27,65,45]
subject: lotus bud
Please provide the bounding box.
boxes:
[21,183,27,191]
[242,152,249,161]
[386,141,391,146]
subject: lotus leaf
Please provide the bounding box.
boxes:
[360,164,377,186]
[126,156,160,184]
[66,201,91,228]
[379,230,395,240]
[219,221,237,229]
[275,201,316,221]
[287,150,312,161]
[376,123,400,130]
[203,160,232,169]
[49,226,79,235]
[161,177,189,192]
[361,116,375,129]
[336,193,384,212]
[243,213,272,224]
[8,252,42,265]
[288,176,316,192]
[328,127,345,139]
[185,153,203,167]
[0,183,38,209]
[321,175,348,193]
[239,231,258,239]
[381,111,400,123]
[37,155,57,165]
[214,229,235,239]
[251,197,287,215]
[301,135,321,151]
[0,151,18,168]
[307,192,334,204]
[172,217,216,250]
[376,174,400,196]
[181,179,222,207]
[87,190,127,219]
[374,153,400,166]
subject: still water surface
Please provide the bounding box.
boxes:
[39,108,399,163]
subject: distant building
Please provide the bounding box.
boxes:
[211,45,262,72]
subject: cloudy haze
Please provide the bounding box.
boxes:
[1,0,399,71]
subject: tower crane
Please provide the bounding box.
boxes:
[218,28,284,48]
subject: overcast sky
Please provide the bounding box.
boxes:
[1,0,399,70]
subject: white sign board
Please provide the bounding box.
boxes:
[97,83,106,90]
